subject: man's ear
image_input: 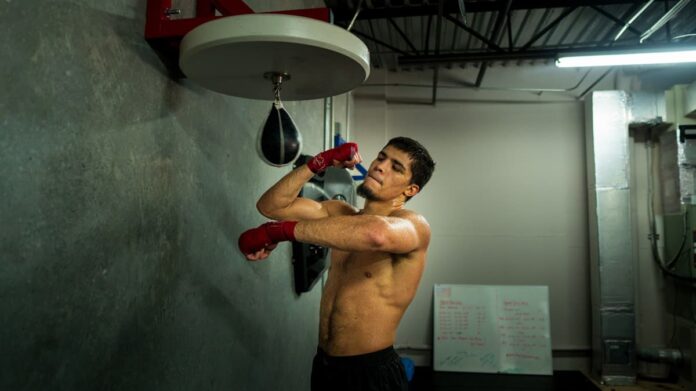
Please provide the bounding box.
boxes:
[404,183,420,198]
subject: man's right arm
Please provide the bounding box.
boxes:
[256,164,326,221]
[256,143,361,221]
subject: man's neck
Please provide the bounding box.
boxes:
[361,198,405,216]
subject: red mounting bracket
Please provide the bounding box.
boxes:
[145,0,331,77]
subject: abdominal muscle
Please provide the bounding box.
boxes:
[318,250,418,356]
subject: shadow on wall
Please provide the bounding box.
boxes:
[6,1,216,132]
[0,0,284,389]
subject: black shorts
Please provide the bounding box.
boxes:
[311,346,408,391]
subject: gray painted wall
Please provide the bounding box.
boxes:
[0,1,326,390]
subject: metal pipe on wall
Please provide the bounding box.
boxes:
[585,91,637,386]
[585,91,667,385]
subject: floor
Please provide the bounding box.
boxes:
[409,367,688,391]
[591,377,686,391]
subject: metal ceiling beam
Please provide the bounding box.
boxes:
[327,0,644,22]
[443,14,505,52]
[508,8,531,65]
[506,8,514,49]
[432,0,445,104]
[349,26,410,57]
[482,11,497,49]
[590,5,645,37]
[424,14,434,54]
[400,48,558,64]
[573,7,604,44]
[465,12,480,49]
[520,7,578,50]
[387,18,419,53]
[450,14,462,55]
[597,3,644,45]
[555,7,586,45]
[476,0,513,87]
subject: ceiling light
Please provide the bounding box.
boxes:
[556,47,696,67]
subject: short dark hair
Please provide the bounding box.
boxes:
[386,137,435,200]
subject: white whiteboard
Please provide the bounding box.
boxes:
[433,284,552,375]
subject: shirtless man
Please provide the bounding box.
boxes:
[238,137,435,391]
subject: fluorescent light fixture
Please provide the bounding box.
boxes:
[556,48,696,67]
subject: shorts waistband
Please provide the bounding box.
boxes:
[316,346,398,367]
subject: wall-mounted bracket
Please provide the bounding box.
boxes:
[145,0,330,77]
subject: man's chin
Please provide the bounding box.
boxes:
[357,183,378,201]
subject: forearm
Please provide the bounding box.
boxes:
[294,215,389,252]
[256,143,360,220]
[256,164,314,218]
[238,214,422,259]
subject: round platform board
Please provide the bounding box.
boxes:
[179,14,370,101]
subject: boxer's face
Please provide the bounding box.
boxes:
[358,145,419,201]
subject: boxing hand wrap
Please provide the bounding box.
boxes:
[238,221,298,255]
[307,143,358,174]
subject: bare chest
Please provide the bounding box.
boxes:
[329,250,394,282]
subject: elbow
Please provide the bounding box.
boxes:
[365,217,420,254]
[366,219,389,251]
[256,200,274,219]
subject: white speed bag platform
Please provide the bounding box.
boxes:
[179,14,371,101]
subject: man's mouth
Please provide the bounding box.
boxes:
[367,174,382,185]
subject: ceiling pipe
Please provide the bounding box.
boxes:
[613,0,654,41]
[640,0,692,43]
[326,0,644,21]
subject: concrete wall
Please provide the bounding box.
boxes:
[0,1,326,390]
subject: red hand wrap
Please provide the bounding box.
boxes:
[306,143,358,173]
[238,221,297,255]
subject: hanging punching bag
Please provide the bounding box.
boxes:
[258,101,303,166]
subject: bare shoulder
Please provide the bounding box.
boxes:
[391,209,431,240]
[391,209,430,227]
[321,199,360,217]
